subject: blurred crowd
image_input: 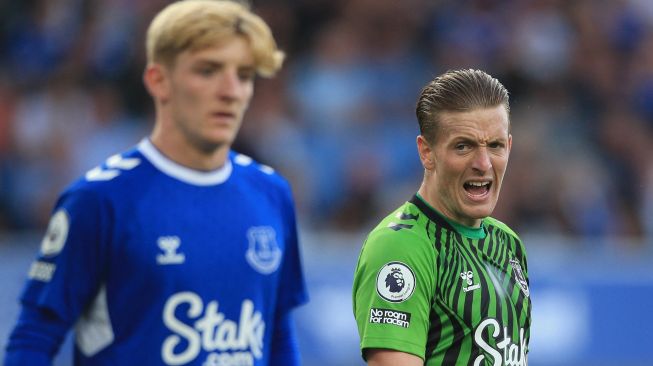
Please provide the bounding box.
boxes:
[1,0,653,244]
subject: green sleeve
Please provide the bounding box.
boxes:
[352,225,436,360]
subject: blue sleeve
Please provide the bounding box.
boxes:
[5,186,109,361]
[269,310,301,366]
[269,182,307,366]
[276,183,309,312]
[4,304,69,365]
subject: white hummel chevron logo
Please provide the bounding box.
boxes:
[234,154,275,175]
[106,154,140,169]
[234,154,253,166]
[85,154,141,181]
[85,167,121,181]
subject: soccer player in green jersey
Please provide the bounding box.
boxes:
[353,69,531,366]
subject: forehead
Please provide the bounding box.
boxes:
[174,36,255,67]
[437,106,510,140]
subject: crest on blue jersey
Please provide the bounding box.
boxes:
[246,226,282,274]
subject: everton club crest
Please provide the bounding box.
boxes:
[510,258,529,298]
[246,226,282,275]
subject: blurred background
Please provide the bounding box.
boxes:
[1,0,653,365]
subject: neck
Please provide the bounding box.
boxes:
[417,181,482,228]
[150,123,229,171]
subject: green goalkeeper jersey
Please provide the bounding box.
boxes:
[353,194,531,365]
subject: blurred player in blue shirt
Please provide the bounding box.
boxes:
[4,1,308,365]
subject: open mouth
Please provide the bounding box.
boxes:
[463,181,492,197]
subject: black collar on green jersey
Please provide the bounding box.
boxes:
[409,194,487,239]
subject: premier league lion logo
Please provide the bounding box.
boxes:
[385,268,405,293]
[376,262,416,303]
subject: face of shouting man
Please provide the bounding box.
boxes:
[418,105,512,227]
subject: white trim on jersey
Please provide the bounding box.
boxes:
[138,139,233,186]
[75,286,114,357]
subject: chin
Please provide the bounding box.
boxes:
[205,133,235,147]
[464,205,496,220]
[194,137,230,153]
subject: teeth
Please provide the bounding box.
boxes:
[467,182,489,187]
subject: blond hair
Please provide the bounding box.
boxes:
[416,69,510,143]
[146,0,284,77]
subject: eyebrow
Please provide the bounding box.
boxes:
[192,59,256,72]
[192,59,222,67]
[451,135,508,144]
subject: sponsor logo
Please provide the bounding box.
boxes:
[201,352,254,366]
[473,318,527,366]
[162,292,264,366]
[28,261,56,282]
[510,259,529,298]
[245,227,281,274]
[40,209,70,257]
[376,262,416,303]
[460,270,481,292]
[369,308,411,328]
[157,236,185,265]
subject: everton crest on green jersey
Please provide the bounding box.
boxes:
[353,195,531,365]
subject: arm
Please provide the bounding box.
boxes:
[269,183,308,366]
[4,304,70,366]
[367,349,423,366]
[269,310,300,366]
[5,188,108,364]
[352,217,437,365]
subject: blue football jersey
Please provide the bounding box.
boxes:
[13,139,308,365]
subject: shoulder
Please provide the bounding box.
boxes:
[230,152,292,195]
[363,203,434,259]
[70,148,142,188]
[483,216,521,242]
[483,216,528,262]
[354,202,438,297]
[67,147,147,194]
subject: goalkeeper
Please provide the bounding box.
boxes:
[353,69,531,365]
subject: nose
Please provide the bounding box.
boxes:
[472,147,492,172]
[218,70,245,101]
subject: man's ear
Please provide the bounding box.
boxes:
[143,63,170,103]
[417,135,435,170]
